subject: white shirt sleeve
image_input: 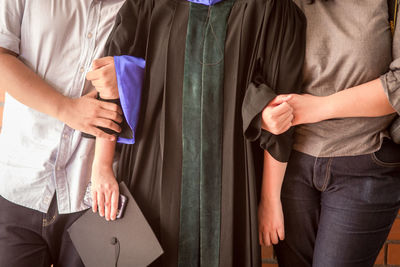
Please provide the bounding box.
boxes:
[0,0,25,54]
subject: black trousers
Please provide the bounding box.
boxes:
[0,195,85,267]
[275,138,400,267]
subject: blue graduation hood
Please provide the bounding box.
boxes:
[186,0,224,5]
[114,55,146,145]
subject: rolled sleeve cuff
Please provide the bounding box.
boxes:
[380,68,400,115]
[0,32,20,54]
[242,82,277,141]
[381,71,400,143]
[115,55,146,145]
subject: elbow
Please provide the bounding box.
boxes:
[0,47,18,57]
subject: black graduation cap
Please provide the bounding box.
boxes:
[68,182,163,267]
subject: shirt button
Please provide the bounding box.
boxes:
[63,134,68,139]
[87,32,93,39]
[56,166,61,171]
[79,67,84,73]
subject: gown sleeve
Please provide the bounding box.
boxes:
[102,0,151,144]
[242,0,306,162]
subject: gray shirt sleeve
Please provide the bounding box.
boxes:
[380,5,400,114]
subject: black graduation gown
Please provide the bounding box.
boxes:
[105,0,306,266]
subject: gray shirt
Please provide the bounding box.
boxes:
[0,0,124,213]
[293,0,399,157]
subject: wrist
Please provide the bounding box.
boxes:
[92,160,113,171]
[55,95,71,122]
[260,193,281,205]
[99,89,119,100]
[91,162,115,182]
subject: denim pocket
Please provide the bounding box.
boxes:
[370,138,400,168]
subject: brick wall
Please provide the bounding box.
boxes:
[262,213,400,266]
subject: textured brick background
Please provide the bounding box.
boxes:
[262,213,400,267]
[0,89,399,266]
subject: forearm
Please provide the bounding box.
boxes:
[260,150,287,202]
[93,138,117,170]
[91,138,119,220]
[0,49,69,119]
[323,78,395,120]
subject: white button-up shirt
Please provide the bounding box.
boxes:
[0,0,125,213]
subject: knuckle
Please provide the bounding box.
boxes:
[112,113,120,121]
[95,101,103,108]
[102,183,112,191]
[89,109,98,118]
[106,120,115,129]
[262,109,267,116]
[268,113,275,120]
[100,69,107,77]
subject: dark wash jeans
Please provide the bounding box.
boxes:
[0,195,85,267]
[275,138,400,267]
